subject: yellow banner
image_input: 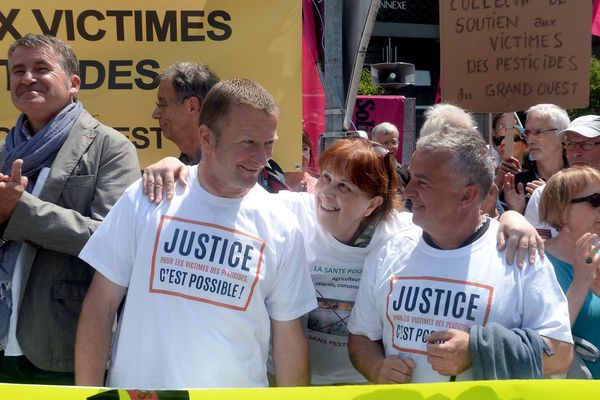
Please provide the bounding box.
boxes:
[0,380,599,400]
[0,0,301,170]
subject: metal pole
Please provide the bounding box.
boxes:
[323,0,345,134]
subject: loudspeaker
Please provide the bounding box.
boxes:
[370,62,415,90]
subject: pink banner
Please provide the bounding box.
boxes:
[352,95,406,162]
[302,0,325,170]
[594,0,600,36]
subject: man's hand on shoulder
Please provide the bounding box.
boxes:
[497,210,545,267]
[142,157,188,203]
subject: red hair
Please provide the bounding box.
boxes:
[318,137,401,224]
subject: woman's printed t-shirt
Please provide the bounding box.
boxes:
[276,191,413,384]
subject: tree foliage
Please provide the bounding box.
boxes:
[357,68,384,96]
[568,56,600,119]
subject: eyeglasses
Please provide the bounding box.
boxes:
[571,193,600,207]
[522,128,557,138]
[368,140,390,157]
[492,135,526,146]
[564,141,600,151]
[155,101,182,111]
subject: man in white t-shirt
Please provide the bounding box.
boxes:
[348,125,573,383]
[525,115,600,239]
[74,79,317,389]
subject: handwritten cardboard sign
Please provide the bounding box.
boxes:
[440,0,592,112]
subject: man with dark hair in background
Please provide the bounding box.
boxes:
[152,62,220,166]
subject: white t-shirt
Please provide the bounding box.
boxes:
[524,185,557,239]
[348,218,572,383]
[79,166,317,389]
[276,191,414,384]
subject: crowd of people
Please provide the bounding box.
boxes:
[0,33,597,389]
[489,107,600,380]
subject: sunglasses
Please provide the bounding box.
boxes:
[574,336,600,362]
[367,140,393,192]
[368,140,390,157]
[492,134,525,146]
[571,193,600,207]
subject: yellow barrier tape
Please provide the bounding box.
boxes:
[1,380,599,400]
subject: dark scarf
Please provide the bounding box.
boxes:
[0,101,83,340]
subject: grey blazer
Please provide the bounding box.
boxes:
[0,109,140,372]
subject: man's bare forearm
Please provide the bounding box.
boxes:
[75,273,126,386]
[272,318,310,386]
[348,333,385,382]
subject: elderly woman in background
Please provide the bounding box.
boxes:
[540,166,600,378]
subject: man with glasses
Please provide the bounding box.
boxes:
[525,115,600,238]
[502,104,570,214]
[152,62,220,166]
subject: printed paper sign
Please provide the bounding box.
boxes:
[149,216,265,311]
[385,276,493,355]
[439,0,591,112]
